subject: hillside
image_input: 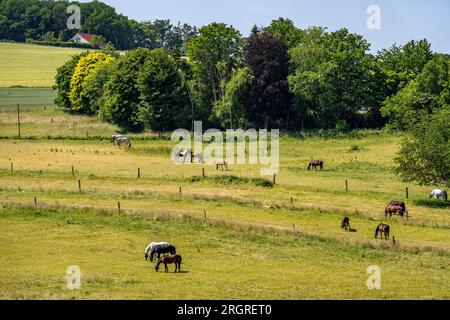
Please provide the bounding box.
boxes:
[0,43,89,87]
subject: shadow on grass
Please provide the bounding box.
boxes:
[412,199,450,209]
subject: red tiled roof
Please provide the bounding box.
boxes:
[76,33,96,42]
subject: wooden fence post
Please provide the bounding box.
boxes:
[179,186,182,197]
[138,168,141,179]
[34,197,37,206]
[202,168,205,178]
[273,174,276,185]
[292,224,296,234]
[345,180,349,192]
[10,162,13,172]
[204,210,207,223]
[78,180,81,192]
[405,187,409,199]
[17,104,21,139]
[118,201,121,213]
[290,197,293,205]
[72,166,75,176]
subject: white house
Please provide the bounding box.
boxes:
[71,33,96,44]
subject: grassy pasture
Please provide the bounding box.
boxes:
[0,90,449,299]
[0,205,449,300]
[0,43,88,88]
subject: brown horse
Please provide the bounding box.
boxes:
[308,160,324,171]
[341,217,350,231]
[385,201,406,217]
[155,254,182,273]
[375,223,390,240]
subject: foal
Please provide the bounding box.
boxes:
[155,254,182,273]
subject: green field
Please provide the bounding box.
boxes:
[0,100,449,299]
[0,43,89,87]
[0,87,56,109]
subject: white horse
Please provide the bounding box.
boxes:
[111,134,123,145]
[429,189,448,201]
[179,149,203,163]
[144,242,169,260]
[116,137,131,148]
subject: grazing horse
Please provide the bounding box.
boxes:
[375,223,390,240]
[430,189,448,201]
[116,137,131,148]
[179,149,203,164]
[307,160,324,171]
[111,134,123,145]
[144,242,169,261]
[155,254,182,273]
[216,160,228,171]
[341,217,351,231]
[150,244,176,262]
[385,201,406,217]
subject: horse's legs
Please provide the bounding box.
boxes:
[164,263,168,272]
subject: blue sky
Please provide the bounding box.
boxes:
[80,0,450,53]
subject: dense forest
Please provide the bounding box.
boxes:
[1,0,449,133]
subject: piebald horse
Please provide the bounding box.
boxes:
[308,160,324,171]
[144,242,168,261]
[111,134,123,145]
[116,137,132,148]
[430,189,448,201]
[145,242,176,262]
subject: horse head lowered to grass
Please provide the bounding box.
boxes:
[430,189,448,201]
[307,160,324,171]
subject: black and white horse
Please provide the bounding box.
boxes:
[116,137,131,148]
[430,189,448,201]
[144,242,168,261]
[144,242,176,262]
[111,134,123,145]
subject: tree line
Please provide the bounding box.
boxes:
[52,17,449,135]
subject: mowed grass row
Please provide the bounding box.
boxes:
[0,88,56,109]
[0,43,88,87]
[1,205,449,300]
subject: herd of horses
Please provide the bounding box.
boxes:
[341,190,447,243]
[144,242,182,272]
[113,147,445,272]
